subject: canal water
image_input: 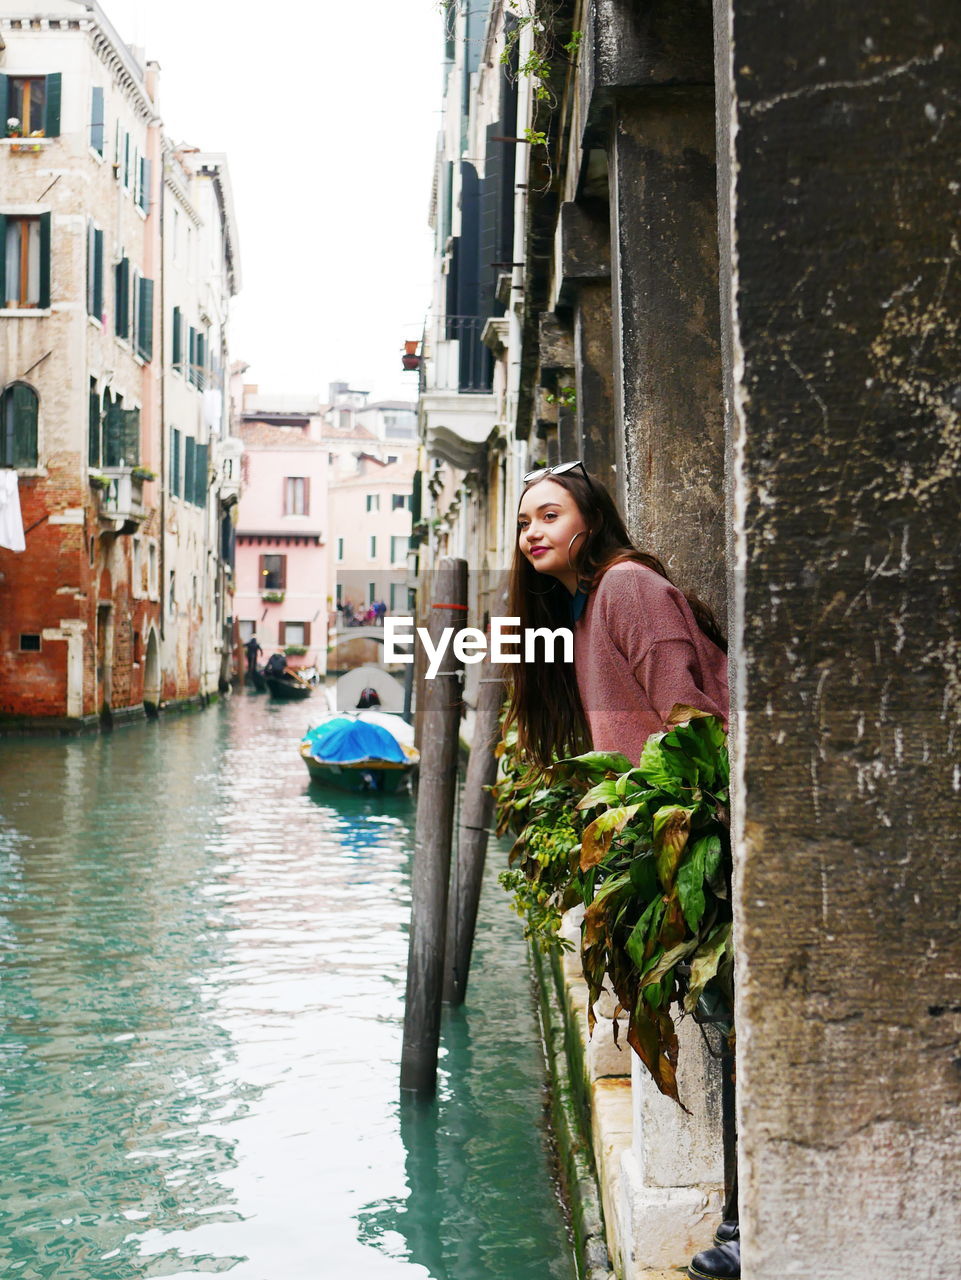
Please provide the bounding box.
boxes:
[0,696,577,1280]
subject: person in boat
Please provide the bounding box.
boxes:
[356,687,381,709]
[244,634,263,676]
[263,651,287,679]
[507,460,737,1280]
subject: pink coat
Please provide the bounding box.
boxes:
[573,561,729,764]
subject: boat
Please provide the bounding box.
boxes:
[265,671,313,700]
[299,714,419,794]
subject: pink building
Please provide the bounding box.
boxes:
[234,421,329,673]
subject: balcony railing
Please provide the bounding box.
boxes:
[443,315,494,393]
[98,468,146,526]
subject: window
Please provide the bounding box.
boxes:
[102,398,139,468]
[368,535,377,559]
[147,542,158,597]
[284,476,309,516]
[193,443,208,507]
[90,87,105,154]
[392,493,412,511]
[19,634,41,652]
[170,427,181,497]
[1,384,39,469]
[184,435,196,503]
[387,454,399,464]
[138,155,151,213]
[1,214,51,309]
[86,220,104,319]
[390,582,406,612]
[390,535,409,564]
[4,73,61,137]
[259,554,286,592]
[336,537,344,562]
[122,131,131,190]
[335,582,343,606]
[238,620,255,643]
[168,570,176,616]
[368,582,376,604]
[282,621,310,647]
[114,255,130,338]
[366,494,380,512]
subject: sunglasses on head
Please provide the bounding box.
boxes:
[522,459,593,490]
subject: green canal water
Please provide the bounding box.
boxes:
[0,696,577,1280]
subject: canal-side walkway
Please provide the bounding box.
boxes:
[0,695,577,1280]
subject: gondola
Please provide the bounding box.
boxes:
[265,671,313,700]
[299,715,418,794]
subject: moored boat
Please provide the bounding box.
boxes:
[299,715,418,794]
[265,672,313,700]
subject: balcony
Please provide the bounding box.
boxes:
[94,467,147,533]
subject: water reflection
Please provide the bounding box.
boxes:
[0,697,575,1279]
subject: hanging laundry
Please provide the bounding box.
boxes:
[0,469,26,553]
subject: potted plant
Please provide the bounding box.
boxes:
[131,466,157,482]
[284,644,308,657]
[261,590,285,604]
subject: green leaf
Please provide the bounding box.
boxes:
[637,736,686,792]
[577,779,620,810]
[628,851,659,903]
[625,896,664,969]
[642,936,700,986]
[676,836,710,932]
[564,749,634,775]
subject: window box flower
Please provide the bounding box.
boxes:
[261,590,285,604]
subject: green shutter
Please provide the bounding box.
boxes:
[196,331,206,390]
[188,327,197,386]
[121,408,140,465]
[0,213,5,305]
[12,385,39,468]
[88,381,101,466]
[137,277,153,361]
[170,427,181,497]
[115,257,129,338]
[38,212,51,309]
[139,157,150,214]
[0,75,8,126]
[172,306,182,368]
[93,229,104,318]
[44,73,61,137]
[195,443,208,507]
[90,86,104,154]
[184,436,196,504]
[104,402,124,466]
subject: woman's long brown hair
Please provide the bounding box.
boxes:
[505,470,726,770]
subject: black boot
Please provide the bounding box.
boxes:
[713,1220,739,1246]
[687,1239,740,1280]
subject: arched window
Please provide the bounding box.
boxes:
[0,383,39,469]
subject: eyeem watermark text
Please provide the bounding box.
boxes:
[384,617,573,678]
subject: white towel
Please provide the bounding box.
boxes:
[0,469,26,553]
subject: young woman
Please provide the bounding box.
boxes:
[507,460,729,769]
[507,460,738,1280]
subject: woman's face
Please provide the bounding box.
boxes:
[517,478,588,593]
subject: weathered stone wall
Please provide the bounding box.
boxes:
[718,3,961,1274]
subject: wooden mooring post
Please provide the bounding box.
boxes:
[442,655,505,1005]
[400,556,468,1093]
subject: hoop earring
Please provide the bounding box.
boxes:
[568,530,586,570]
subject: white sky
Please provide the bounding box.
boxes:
[102,0,444,403]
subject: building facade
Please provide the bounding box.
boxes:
[0,0,240,726]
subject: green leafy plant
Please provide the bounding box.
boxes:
[494,708,733,1106]
[261,590,285,604]
[545,384,576,409]
[131,466,156,482]
[88,472,111,492]
[284,644,308,657]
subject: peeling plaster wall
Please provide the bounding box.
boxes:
[719,4,961,1275]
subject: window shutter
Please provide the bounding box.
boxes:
[303,477,310,515]
[123,132,130,188]
[44,73,61,137]
[188,327,196,385]
[172,307,182,368]
[88,380,100,466]
[12,385,39,468]
[137,277,153,360]
[94,229,104,318]
[302,621,311,646]
[104,402,124,466]
[0,213,6,304]
[196,331,206,389]
[278,621,286,646]
[282,477,290,515]
[195,443,208,507]
[86,220,95,315]
[139,157,150,214]
[115,257,129,338]
[258,554,266,587]
[38,212,51,309]
[90,87,105,154]
[0,75,7,125]
[170,427,180,496]
[184,436,196,504]
[279,555,287,590]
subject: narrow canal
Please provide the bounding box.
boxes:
[0,696,577,1280]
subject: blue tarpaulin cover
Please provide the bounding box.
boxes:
[303,717,406,764]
